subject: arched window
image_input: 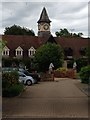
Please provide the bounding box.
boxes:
[79,47,86,56]
[64,47,73,58]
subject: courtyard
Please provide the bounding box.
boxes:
[2,78,88,119]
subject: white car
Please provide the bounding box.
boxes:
[18,71,35,86]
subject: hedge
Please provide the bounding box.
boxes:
[79,65,90,84]
[2,71,24,97]
[76,58,88,72]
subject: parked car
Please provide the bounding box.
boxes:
[18,71,35,86]
[19,68,41,83]
[2,67,41,84]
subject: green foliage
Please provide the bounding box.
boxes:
[2,58,15,67]
[2,84,24,97]
[2,71,19,88]
[2,58,31,70]
[76,58,88,72]
[79,65,90,84]
[34,43,64,72]
[86,47,90,64]
[56,67,67,73]
[2,71,24,97]
[0,40,7,52]
[4,24,35,36]
[55,28,70,37]
[55,28,83,37]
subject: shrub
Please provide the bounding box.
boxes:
[34,43,64,72]
[2,71,19,88]
[2,58,32,72]
[56,67,67,73]
[2,84,24,97]
[55,67,67,77]
[76,58,88,72]
[55,67,76,78]
[2,71,24,97]
[79,65,90,84]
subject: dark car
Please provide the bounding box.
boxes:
[19,68,41,83]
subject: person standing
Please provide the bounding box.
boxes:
[73,61,77,79]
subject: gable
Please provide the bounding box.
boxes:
[28,46,36,51]
[3,46,10,51]
[46,35,57,44]
[16,46,23,51]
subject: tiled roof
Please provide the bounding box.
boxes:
[2,35,42,50]
[1,35,89,58]
[55,37,88,48]
[55,37,88,57]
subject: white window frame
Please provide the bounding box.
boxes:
[28,46,36,57]
[2,46,10,56]
[15,46,23,56]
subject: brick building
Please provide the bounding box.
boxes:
[1,7,88,62]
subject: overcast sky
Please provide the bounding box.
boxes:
[0,0,90,37]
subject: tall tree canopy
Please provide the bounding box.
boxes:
[34,43,64,72]
[55,28,83,37]
[4,25,35,36]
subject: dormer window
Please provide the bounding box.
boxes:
[28,46,36,57]
[2,46,10,56]
[15,46,23,57]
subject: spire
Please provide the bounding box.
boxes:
[37,7,51,23]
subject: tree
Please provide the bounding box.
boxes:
[55,28,70,37]
[4,24,35,36]
[0,40,6,52]
[77,32,83,37]
[0,40,6,67]
[33,43,64,72]
[55,28,83,37]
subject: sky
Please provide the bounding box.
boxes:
[0,0,90,37]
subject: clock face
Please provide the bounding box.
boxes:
[43,24,49,30]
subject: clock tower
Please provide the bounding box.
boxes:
[37,7,51,37]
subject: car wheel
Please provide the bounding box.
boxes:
[26,80,32,86]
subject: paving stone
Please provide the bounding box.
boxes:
[2,79,88,119]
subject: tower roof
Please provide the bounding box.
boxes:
[37,7,51,23]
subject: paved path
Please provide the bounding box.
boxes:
[2,78,88,119]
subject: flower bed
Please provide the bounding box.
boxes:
[54,68,76,79]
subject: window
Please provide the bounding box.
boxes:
[16,46,23,57]
[28,47,36,57]
[2,46,10,56]
[79,47,86,56]
[64,47,73,58]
